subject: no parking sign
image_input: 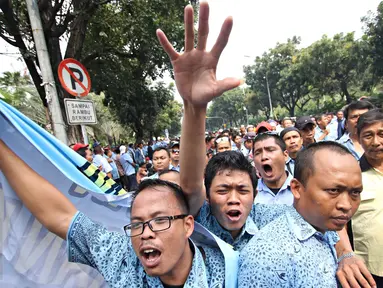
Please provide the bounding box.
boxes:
[58,58,91,97]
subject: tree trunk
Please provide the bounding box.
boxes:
[289,105,295,117]
[341,81,352,104]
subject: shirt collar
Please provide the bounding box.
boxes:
[286,157,295,165]
[258,171,293,193]
[145,240,209,288]
[286,206,317,241]
[338,133,352,144]
[286,206,340,245]
[359,154,372,172]
[207,207,258,245]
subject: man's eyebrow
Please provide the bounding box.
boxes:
[130,210,167,222]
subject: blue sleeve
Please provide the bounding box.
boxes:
[67,212,134,280]
[238,238,292,287]
[194,201,210,225]
[250,204,288,229]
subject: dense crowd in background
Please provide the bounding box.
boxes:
[1,2,382,287]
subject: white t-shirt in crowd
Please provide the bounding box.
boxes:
[93,154,113,174]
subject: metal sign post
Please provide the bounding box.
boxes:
[58,58,94,144]
[63,98,98,145]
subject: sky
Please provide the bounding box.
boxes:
[1,0,381,102]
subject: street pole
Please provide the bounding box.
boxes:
[26,0,68,145]
[243,107,248,126]
[265,75,274,119]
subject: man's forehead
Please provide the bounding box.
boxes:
[283,131,300,140]
[132,187,178,210]
[254,138,278,148]
[154,150,168,157]
[361,121,383,133]
[349,109,369,117]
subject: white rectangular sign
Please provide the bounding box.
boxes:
[64,99,97,125]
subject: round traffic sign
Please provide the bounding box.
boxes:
[58,58,91,97]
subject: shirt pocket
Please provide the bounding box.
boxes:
[358,190,377,213]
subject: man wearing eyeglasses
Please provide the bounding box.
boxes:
[169,142,181,172]
[156,1,376,286]
[0,140,226,288]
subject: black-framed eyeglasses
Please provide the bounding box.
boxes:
[172,149,180,154]
[124,215,187,237]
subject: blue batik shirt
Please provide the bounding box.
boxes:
[67,212,226,288]
[196,202,289,251]
[238,206,340,288]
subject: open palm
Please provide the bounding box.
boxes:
[157,3,240,107]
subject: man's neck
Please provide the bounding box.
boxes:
[366,155,383,173]
[289,151,298,160]
[172,160,179,167]
[293,203,325,234]
[160,241,194,286]
[349,131,359,143]
[264,171,288,190]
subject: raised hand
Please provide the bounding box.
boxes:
[156,2,240,107]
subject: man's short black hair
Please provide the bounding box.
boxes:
[222,129,230,135]
[295,141,353,186]
[344,100,374,120]
[205,136,213,143]
[253,133,286,152]
[132,179,189,214]
[76,147,89,159]
[204,151,258,198]
[158,169,180,177]
[315,114,326,123]
[153,146,170,157]
[357,108,383,136]
[93,145,102,155]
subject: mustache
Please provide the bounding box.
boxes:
[139,240,161,250]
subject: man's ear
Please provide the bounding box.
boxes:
[283,150,289,161]
[290,178,303,200]
[184,215,194,238]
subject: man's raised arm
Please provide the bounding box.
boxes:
[156,2,240,215]
[0,140,77,239]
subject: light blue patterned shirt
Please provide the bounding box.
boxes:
[238,206,340,288]
[255,172,294,205]
[314,126,332,142]
[337,133,363,161]
[196,202,289,251]
[67,212,226,288]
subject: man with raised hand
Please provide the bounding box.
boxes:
[0,140,226,288]
[157,2,376,287]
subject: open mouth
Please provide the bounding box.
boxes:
[140,248,162,268]
[262,164,273,177]
[226,210,242,222]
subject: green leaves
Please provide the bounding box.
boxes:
[82,0,191,140]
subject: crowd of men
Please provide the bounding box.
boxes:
[0,2,381,288]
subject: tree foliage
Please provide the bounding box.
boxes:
[207,88,248,128]
[363,2,383,79]
[0,71,49,127]
[0,0,196,142]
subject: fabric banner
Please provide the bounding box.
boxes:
[0,100,239,288]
